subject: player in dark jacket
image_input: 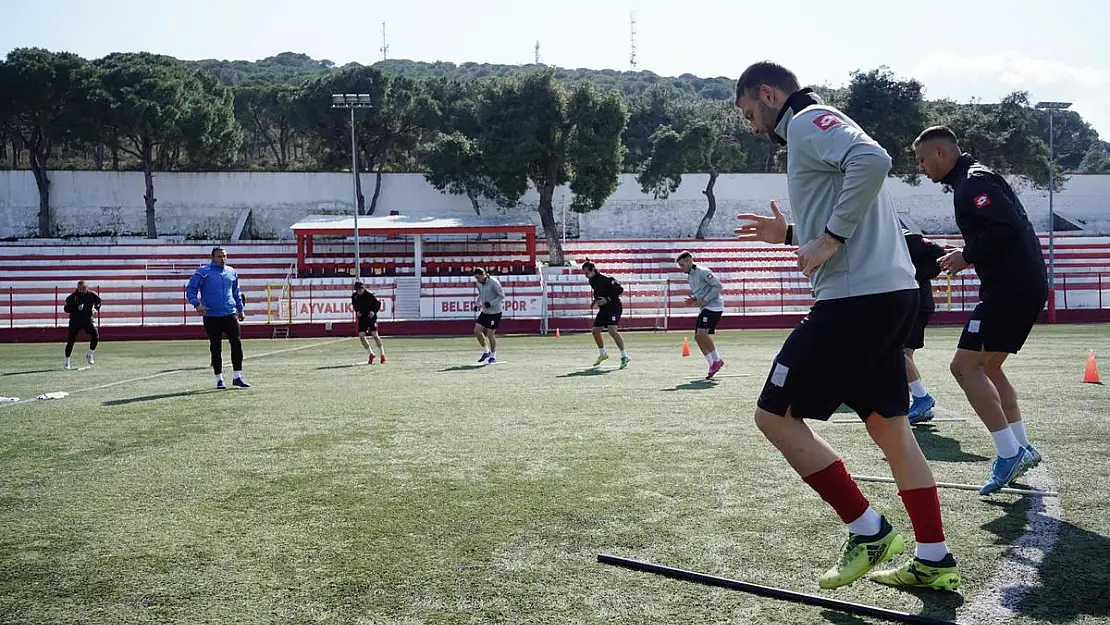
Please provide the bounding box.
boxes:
[352,281,385,364]
[583,260,629,368]
[63,281,101,369]
[902,228,946,424]
[914,125,1047,495]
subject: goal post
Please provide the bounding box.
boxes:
[621,278,670,331]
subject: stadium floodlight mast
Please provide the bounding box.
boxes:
[1035,100,1072,323]
[331,93,373,279]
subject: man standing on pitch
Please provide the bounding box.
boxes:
[186,247,250,389]
[735,61,959,591]
[582,260,629,368]
[902,227,947,424]
[472,268,504,364]
[352,281,386,364]
[676,251,725,379]
[63,280,101,369]
[912,125,1045,494]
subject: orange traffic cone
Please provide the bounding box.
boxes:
[1083,349,1102,384]
[681,336,691,357]
[555,328,561,338]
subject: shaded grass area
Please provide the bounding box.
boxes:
[1,325,1108,624]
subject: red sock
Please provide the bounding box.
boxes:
[802,459,870,524]
[899,486,945,543]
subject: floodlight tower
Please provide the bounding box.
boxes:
[331,93,373,278]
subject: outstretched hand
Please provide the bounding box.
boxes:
[735,201,789,244]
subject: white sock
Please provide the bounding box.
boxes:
[88,349,95,356]
[710,350,721,362]
[620,350,628,358]
[915,541,950,562]
[233,370,243,380]
[990,427,1021,458]
[365,345,372,352]
[64,357,70,364]
[705,353,714,363]
[909,379,928,398]
[599,348,607,356]
[1010,421,1030,447]
[216,373,225,383]
[490,351,496,358]
[847,506,883,536]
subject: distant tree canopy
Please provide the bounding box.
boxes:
[1,50,1105,239]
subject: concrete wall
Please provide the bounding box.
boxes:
[2,170,1108,240]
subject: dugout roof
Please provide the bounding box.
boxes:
[290,214,537,237]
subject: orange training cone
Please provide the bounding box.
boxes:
[555,328,561,338]
[681,336,691,357]
[1083,349,1101,384]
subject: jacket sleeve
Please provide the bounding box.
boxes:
[905,234,945,282]
[369,294,381,313]
[956,177,1023,265]
[798,110,893,240]
[490,279,505,307]
[606,277,624,299]
[231,272,244,313]
[63,293,76,313]
[186,268,204,307]
[92,293,102,309]
[702,271,723,302]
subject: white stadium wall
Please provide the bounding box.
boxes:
[1,170,1108,240]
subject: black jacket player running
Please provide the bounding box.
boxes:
[913,126,1047,495]
[582,260,629,368]
[902,228,946,424]
[63,280,101,369]
[352,281,386,364]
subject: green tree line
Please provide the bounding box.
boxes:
[3,50,1108,259]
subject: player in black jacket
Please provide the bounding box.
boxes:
[63,280,101,369]
[914,125,1046,495]
[582,260,629,368]
[902,228,946,424]
[352,281,385,364]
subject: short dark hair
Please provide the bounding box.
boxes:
[77,280,86,287]
[472,267,486,277]
[211,246,226,258]
[735,62,801,101]
[913,125,960,150]
[581,259,596,272]
[675,250,693,263]
[353,281,364,288]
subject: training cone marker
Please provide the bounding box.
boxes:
[681,336,691,357]
[1083,349,1101,384]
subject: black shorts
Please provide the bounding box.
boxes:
[904,309,933,350]
[593,303,623,328]
[357,315,378,333]
[957,292,1046,354]
[476,312,502,330]
[203,314,241,341]
[757,289,918,422]
[695,309,723,334]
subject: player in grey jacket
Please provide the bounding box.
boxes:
[734,61,959,592]
[472,268,505,364]
[676,251,726,379]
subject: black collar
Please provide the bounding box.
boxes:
[772,88,822,146]
[941,153,975,187]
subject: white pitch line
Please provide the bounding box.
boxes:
[854,474,1059,497]
[1,338,352,407]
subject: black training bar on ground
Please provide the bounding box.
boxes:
[597,554,960,625]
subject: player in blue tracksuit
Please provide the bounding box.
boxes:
[186,246,250,389]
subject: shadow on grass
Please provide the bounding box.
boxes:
[316,363,361,370]
[662,379,717,392]
[912,425,991,463]
[103,389,219,406]
[440,364,486,372]
[819,584,964,624]
[1,369,55,377]
[557,368,611,378]
[980,498,1110,622]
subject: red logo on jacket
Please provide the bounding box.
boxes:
[813,114,841,130]
[973,193,992,208]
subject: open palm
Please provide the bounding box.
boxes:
[736,201,789,244]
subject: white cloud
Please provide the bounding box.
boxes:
[912,50,1110,140]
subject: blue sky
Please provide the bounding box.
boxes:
[4,0,1108,139]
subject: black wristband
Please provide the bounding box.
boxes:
[784,225,793,245]
[825,227,846,243]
